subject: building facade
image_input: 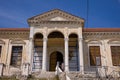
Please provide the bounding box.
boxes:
[0,9,120,76]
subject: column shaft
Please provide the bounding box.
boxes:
[65,38,69,72]
[78,38,84,73]
[29,38,33,73]
[42,38,47,71]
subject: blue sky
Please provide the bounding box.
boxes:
[0,0,120,28]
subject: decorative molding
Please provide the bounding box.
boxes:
[0,31,29,40]
[11,39,26,44]
[28,21,82,28]
[87,40,102,45]
[0,40,5,44]
[28,9,84,24]
[83,32,120,40]
[108,39,120,44]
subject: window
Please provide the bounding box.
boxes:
[89,46,101,66]
[11,46,22,67]
[111,46,120,66]
[69,34,79,71]
[0,46,1,57]
[33,33,43,71]
[33,46,43,70]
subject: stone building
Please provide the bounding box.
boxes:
[0,9,120,77]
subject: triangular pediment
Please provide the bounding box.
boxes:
[28,9,84,23]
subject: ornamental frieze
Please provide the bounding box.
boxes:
[83,32,120,40]
[0,31,29,40]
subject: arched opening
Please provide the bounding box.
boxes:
[33,33,43,71]
[49,51,63,71]
[48,31,64,47]
[69,33,79,71]
[48,31,64,71]
[48,31,64,38]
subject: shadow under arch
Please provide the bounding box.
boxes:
[48,31,64,38]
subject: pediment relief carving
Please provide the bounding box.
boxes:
[50,16,67,21]
[28,9,84,24]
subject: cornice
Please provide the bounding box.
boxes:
[83,28,120,32]
[28,21,83,28]
[83,32,120,40]
[0,31,29,40]
[28,9,84,22]
[28,21,83,27]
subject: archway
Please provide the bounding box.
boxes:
[33,33,43,71]
[69,33,79,71]
[48,31,64,48]
[49,51,63,71]
[48,31,64,71]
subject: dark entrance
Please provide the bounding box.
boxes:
[49,51,63,71]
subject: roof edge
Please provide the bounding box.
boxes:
[0,28,30,31]
[83,28,120,32]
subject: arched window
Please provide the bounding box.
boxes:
[69,33,79,71]
[33,33,43,71]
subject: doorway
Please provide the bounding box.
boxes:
[49,51,63,71]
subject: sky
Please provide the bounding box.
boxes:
[0,0,120,28]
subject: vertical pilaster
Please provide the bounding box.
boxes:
[42,38,47,71]
[29,38,33,73]
[29,26,34,73]
[0,63,3,76]
[64,37,69,72]
[78,38,84,73]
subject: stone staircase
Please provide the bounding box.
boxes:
[66,71,97,80]
[32,71,56,79]
[13,71,120,80]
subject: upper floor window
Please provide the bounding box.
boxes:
[0,46,1,57]
[111,46,120,66]
[10,46,22,67]
[89,46,101,66]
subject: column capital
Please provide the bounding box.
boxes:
[64,37,69,41]
[43,38,48,41]
[78,38,83,41]
[29,38,33,41]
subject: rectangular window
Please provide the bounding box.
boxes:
[111,46,120,66]
[11,46,22,67]
[0,46,2,57]
[89,46,101,66]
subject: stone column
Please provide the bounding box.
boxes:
[64,37,69,72]
[42,38,47,71]
[29,38,33,73]
[78,38,84,73]
[0,63,3,76]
